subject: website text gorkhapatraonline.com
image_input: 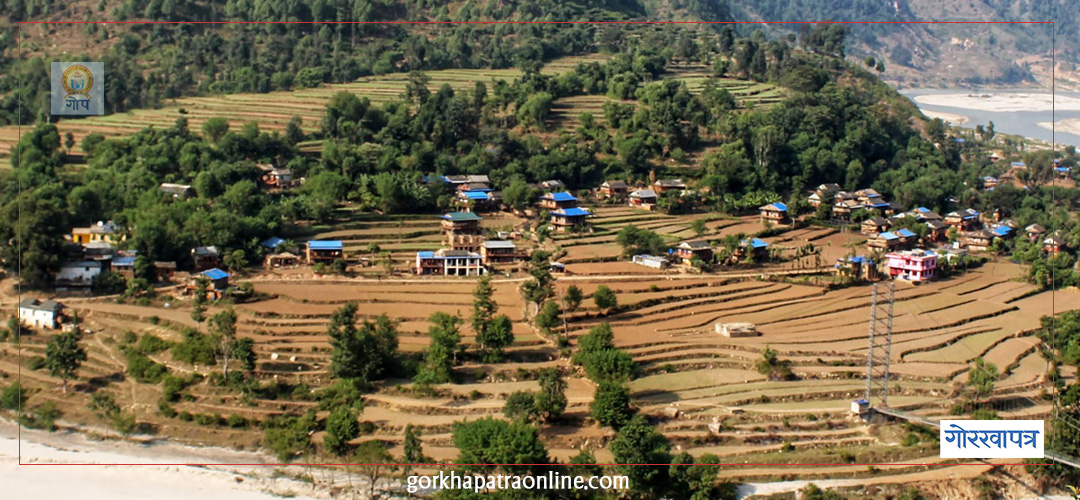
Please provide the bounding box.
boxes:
[407,471,629,494]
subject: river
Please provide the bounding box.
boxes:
[899,88,1080,148]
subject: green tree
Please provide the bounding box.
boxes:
[45,330,87,393]
[191,277,208,332]
[403,424,427,467]
[610,415,673,496]
[573,323,615,365]
[534,368,567,422]
[415,312,462,385]
[755,346,794,381]
[502,179,538,213]
[224,250,247,272]
[323,408,360,456]
[209,308,238,378]
[452,417,549,474]
[263,411,317,462]
[616,225,665,256]
[691,218,707,238]
[503,390,538,423]
[593,285,618,314]
[201,117,229,144]
[476,315,514,363]
[968,358,999,406]
[328,303,399,383]
[590,381,634,429]
[535,300,561,333]
[582,348,635,383]
[563,285,583,317]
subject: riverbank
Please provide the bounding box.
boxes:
[913,92,1080,113]
[1037,118,1080,138]
[1,419,326,500]
[921,109,969,125]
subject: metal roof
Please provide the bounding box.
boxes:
[261,237,285,248]
[19,298,64,312]
[630,189,657,198]
[896,229,917,238]
[112,256,136,266]
[201,268,230,280]
[742,238,769,248]
[761,202,787,212]
[483,240,516,249]
[879,232,899,240]
[463,191,491,200]
[308,240,343,251]
[552,208,591,217]
[544,192,577,202]
[442,211,482,222]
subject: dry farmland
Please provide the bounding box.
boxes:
[1,204,1068,483]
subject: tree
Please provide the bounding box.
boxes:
[263,411,317,462]
[231,337,256,372]
[563,285,583,317]
[45,329,87,393]
[472,275,497,348]
[503,390,538,423]
[476,315,514,363]
[209,308,238,378]
[191,277,208,332]
[755,346,794,381]
[968,358,999,406]
[324,407,360,456]
[534,368,567,422]
[610,415,673,497]
[224,249,247,272]
[501,179,538,213]
[535,300,561,333]
[452,417,549,474]
[201,117,229,144]
[521,251,555,316]
[415,312,462,385]
[616,225,665,256]
[590,381,634,429]
[573,323,615,365]
[593,285,618,314]
[691,218,707,238]
[582,348,635,383]
[328,303,399,383]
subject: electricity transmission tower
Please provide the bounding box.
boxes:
[865,280,896,407]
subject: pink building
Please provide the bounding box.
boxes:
[885,250,938,282]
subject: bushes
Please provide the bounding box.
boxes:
[135,334,172,354]
[1,383,27,410]
[171,329,217,366]
[22,402,61,431]
[125,350,169,384]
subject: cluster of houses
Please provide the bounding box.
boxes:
[57,221,178,288]
[597,178,688,212]
[630,237,771,270]
[414,210,531,276]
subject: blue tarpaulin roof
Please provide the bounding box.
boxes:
[1056,167,1071,172]
[202,268,229,280]
[417,251,435,259]
[464,191,490,200]
[743,238,769,249]
[112,256,136,266]
[879,232,899,240]
[261,237,285,249]
[546,192,577,202]
[896,229,917,238]
[1012,161,1026,167]
[993,226,1013,236]
[552,208,591,217]
[308,240,343,251]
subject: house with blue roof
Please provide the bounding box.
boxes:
[733,238,770,262]
[540,191,578,211]
[1056,166,1072,178]
[550,207,591,231]
[261,237,286,251]
[759,202,789,224]
[440,211,482,235]
[112,255,137,279]
[187,268,231,300]
[835,255,879,281]
[306,240,344,264]
[867,231,902,250]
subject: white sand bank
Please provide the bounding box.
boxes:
[921,109,969,124]
[914,92,1080,113]
[1037,118,1080,137]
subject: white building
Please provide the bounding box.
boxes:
[55,261,103,286]
[631,254,668,269]
[415,249,486,276]
[19,298,64,329]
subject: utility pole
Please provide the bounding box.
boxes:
[865,280,896,407]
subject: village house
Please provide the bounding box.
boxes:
[443,174,490,186]
[112,255,137,280]
[737,238,770,261]
[674,241,713,266]
[886,250,938,282]
[944,209,981,231]
[191,246,221,271]
[457,182,492,193]
[600,180,630,198]
[71,220,124,245]
[807,192,825,207]
[539,180,566,191]
[759,202,789,225]
[961,229,994,252]
[895,228,918,248]
[628,189,658,208]
[1056,165,1072,179]
[306,240,344,264]
[258,164,296,189]
[653,179,687,194]
[832,199,862,219]
[866,231,902,251]
[160,183,195,199]
[815,183,842,199]
[264,252,301,269]
[82,241,116,261]
[1026,223,1046,242]
[188,268,231,300]
[55,260,103,287]
[834,255,879,281]
[549,207,591,231]
[539,192,578,211]
[926,220,949,242]
[632,254,669,269]
[990,224,1014,241]
[1044,235,1066,254]
[912,207,942,222]
[457,189,497,212]
[441,211,482,235]
[854,189,882,205]
[982,176,999,190]
[834,191,855,204]
[861,217,891,235]
[481,240,522,266]
[154,261,177,282]
[19,298,65,329]
[414,249,485,276]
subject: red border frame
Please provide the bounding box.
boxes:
[14,20,1059,469]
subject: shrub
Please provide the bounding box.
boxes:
[1,383,27,411]
[902,432,920,447]
[136,334,172,354]
[27,356,46,371]
[120,331,138,345]
[178,411,193,421]
[194,413,221,426]
[125,351,169,384]
[158,401,177,418]
[23,402,61,431]
[171,329,217,366]
[226,414,249,428]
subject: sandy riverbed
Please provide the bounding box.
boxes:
[1037,118,1080,137]
[2,420,328,500]
[921,109,969,125]
[914,92,1080,113]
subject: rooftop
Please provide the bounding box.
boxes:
[630,189,657,198]
[308,240,343,251]
[543,192,578,202]
[483,240,516,249]
[551,207,591,217]
[19,298,64,313]
[442,211,482,222]
[201,268,230,280]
